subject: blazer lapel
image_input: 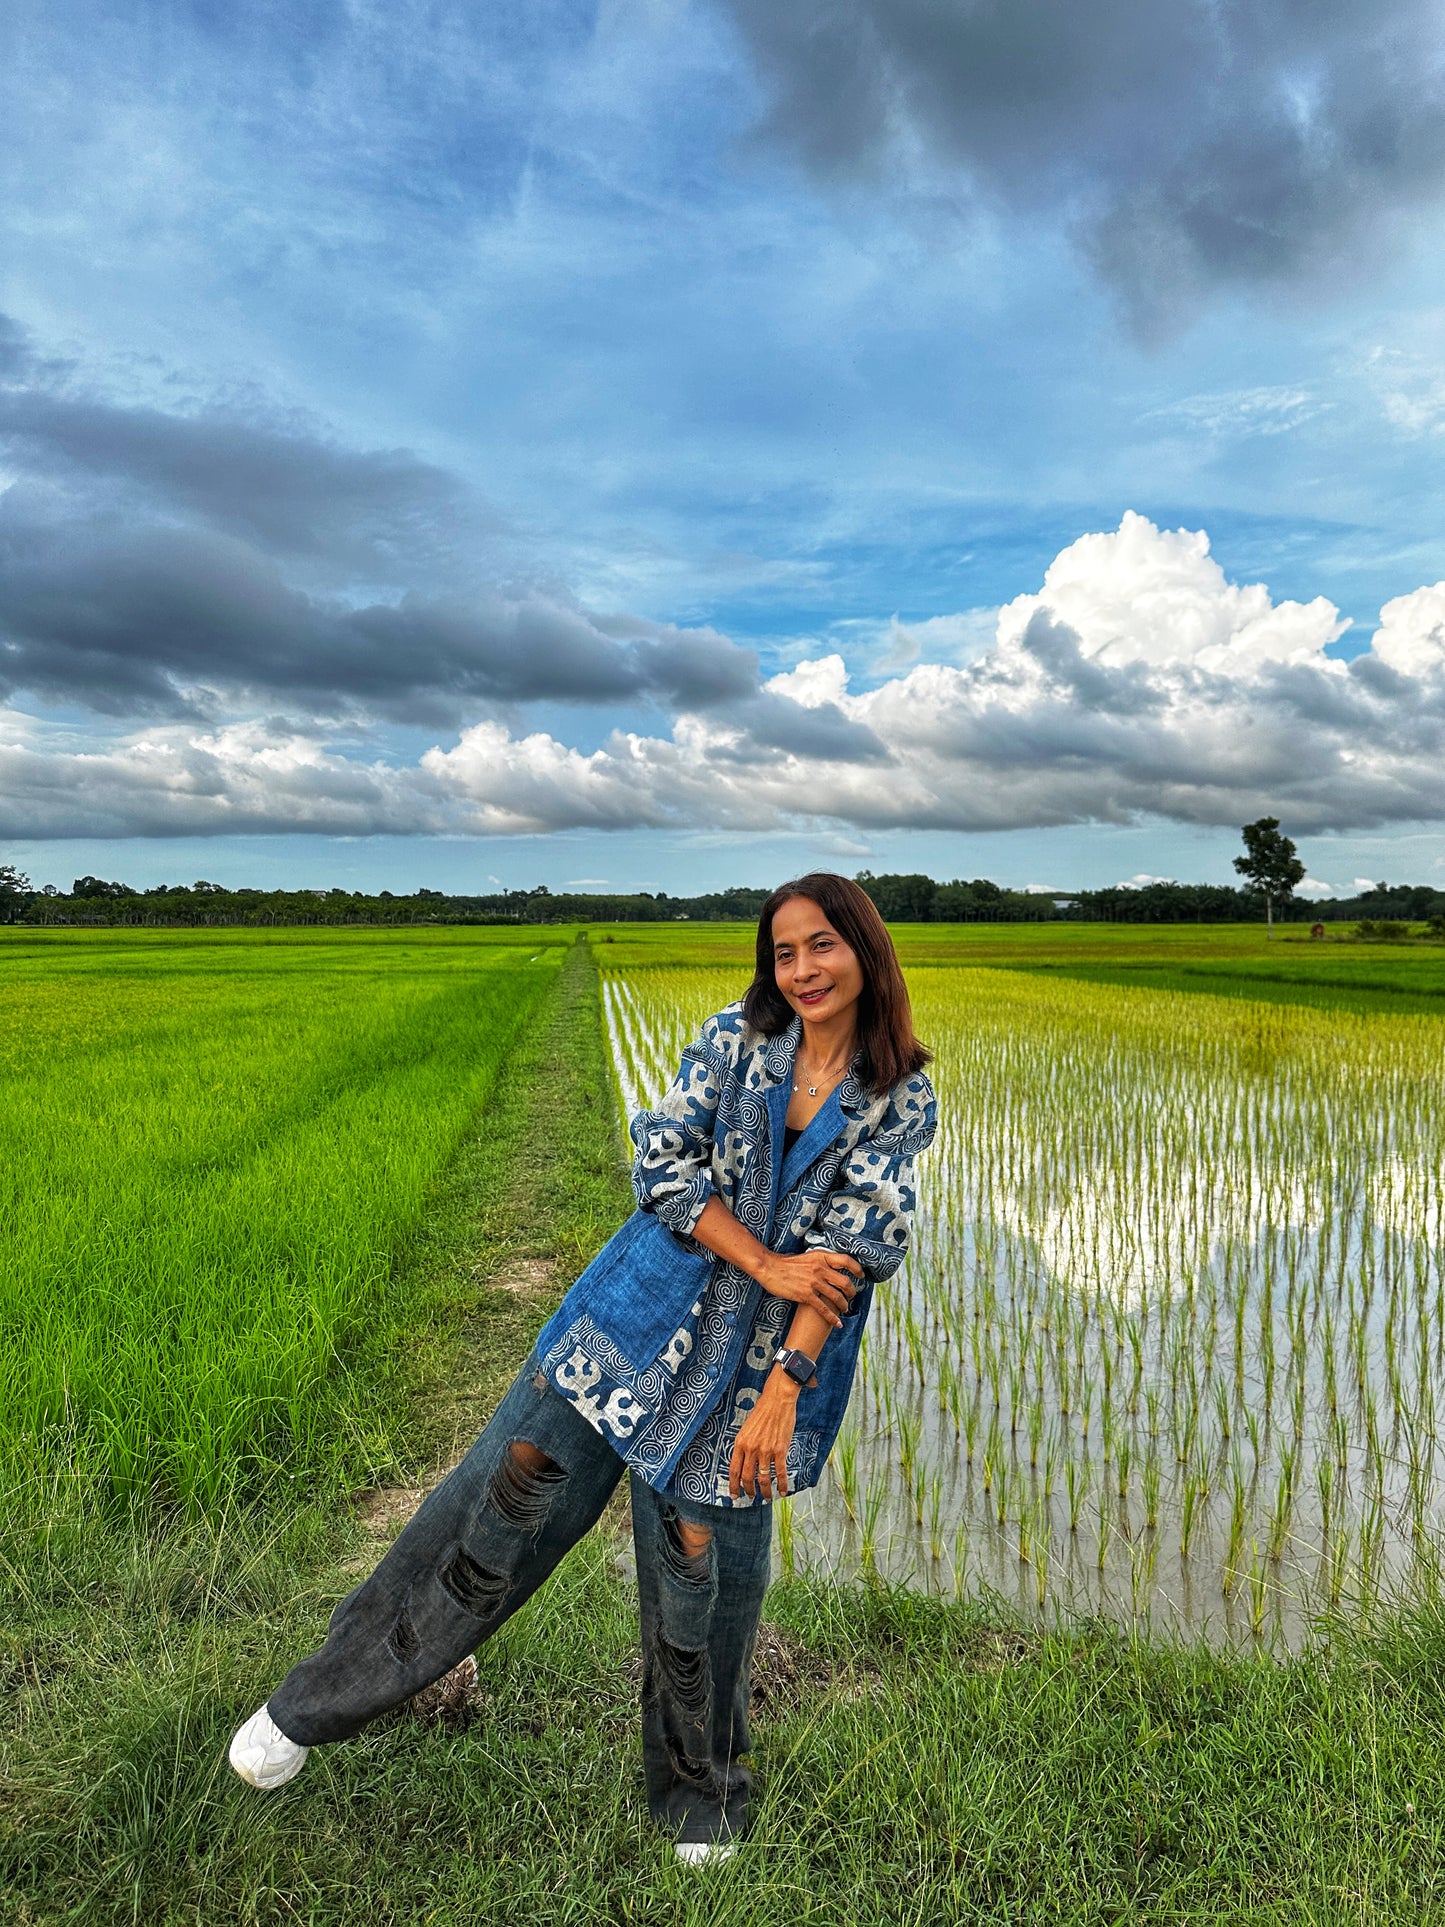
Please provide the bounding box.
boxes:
[764,1075,791,1228]
[780,1085,845,1193]
[760,1016,801,1232]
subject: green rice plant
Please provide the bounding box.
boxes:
[859,1472,888,1581]
[835,1424,861,1524]
[1328,1520,1351,1605]
[1179,1475,1202,1561]
[776,1497,796,1579]
[904,1302,925,1380]
[897,1406,921,1486]
[1033,1516,1050,1609]
[962,1394,980,1463]
[1249,1539,1269,1638]
[1130,1534,1158,1617]
[937,1350,961,1437]
[1114,1434,1132,1503]
[1142,1450,1161,1533]
[1224,1468,1248,1596]
[1065,1455,1089,1533]
[0,929,561,1503]
[1027,1392,1045,1469]
[1267,1464,1295,1565]
[927,1473,945,1561]
[951,1521,970,1594]
[1213,1378,1233,1442]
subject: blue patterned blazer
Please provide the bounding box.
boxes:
[535,1002,937,1504]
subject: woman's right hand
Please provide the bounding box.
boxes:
[755,1248,863,1327]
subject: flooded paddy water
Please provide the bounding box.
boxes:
[604,961,1445,1645]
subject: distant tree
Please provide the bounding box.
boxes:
[1232,818,1306,939]
[931,881,976,920]
[0,862,33,923]
[854,871,937,921]
[72,875,136,899]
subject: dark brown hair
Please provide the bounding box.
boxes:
[741,872,931,1097]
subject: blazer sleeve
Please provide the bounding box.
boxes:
[806,1071,937,1287]
[628,1006,740,1239]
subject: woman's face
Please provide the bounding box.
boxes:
[771,896,865,1033]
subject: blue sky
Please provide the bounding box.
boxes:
[4,0,1445,897]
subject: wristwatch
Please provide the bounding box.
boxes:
[772,1345,818,1388]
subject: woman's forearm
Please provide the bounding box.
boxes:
[690,1197,851,1363]
[689,1193,774,1281]
[780,1303,834,1366]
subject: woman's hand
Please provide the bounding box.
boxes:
[756,1248,862,1328]
[729,1374,800,1500]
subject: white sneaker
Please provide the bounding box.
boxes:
[228,1704,309,1789]
[675,1841,737,1867]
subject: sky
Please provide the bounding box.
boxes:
[3,0,1445,899]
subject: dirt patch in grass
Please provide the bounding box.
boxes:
[955,1624,1043,1674]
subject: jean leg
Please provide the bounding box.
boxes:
[630,1477,773,1844]
[269,1360,626,1745]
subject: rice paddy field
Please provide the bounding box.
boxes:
[3,915,1442,1628]
[599,922,1445,1644]
[6,919,1445,1922]
[0,927,564,1505]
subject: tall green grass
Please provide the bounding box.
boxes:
[0,929,563,1504]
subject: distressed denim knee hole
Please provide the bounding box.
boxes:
[486,1440,568,1534]
[385,1601,421,1667]
[651,1633,713,1780]
[438,1544,510,1621]
[659,1505,713,1587]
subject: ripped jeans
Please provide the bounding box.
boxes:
[267,1356,773,1845]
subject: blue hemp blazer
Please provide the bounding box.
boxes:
[535,1002,937,1506]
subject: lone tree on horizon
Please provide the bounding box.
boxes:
[1233,818,1306,939]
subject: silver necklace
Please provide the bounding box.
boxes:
[792,1050,851,1097]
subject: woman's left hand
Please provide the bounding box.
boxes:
[729,1375,799,1501]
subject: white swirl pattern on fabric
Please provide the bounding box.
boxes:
[540,1002,937,1503]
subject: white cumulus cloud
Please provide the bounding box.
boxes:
[7,514,1445,846]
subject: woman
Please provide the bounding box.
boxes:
[230,873,936,1863]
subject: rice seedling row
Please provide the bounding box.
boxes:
[604,958,1445,1642]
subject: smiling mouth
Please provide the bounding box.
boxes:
[797,986,832,1005]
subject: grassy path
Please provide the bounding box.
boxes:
[6,943,1445,1922]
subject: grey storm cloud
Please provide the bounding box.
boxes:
[0,519,763,724]
[0,386,479,573]
[1015,610,1163,717]
[0,320,773,728]
[721,0,1445,333]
